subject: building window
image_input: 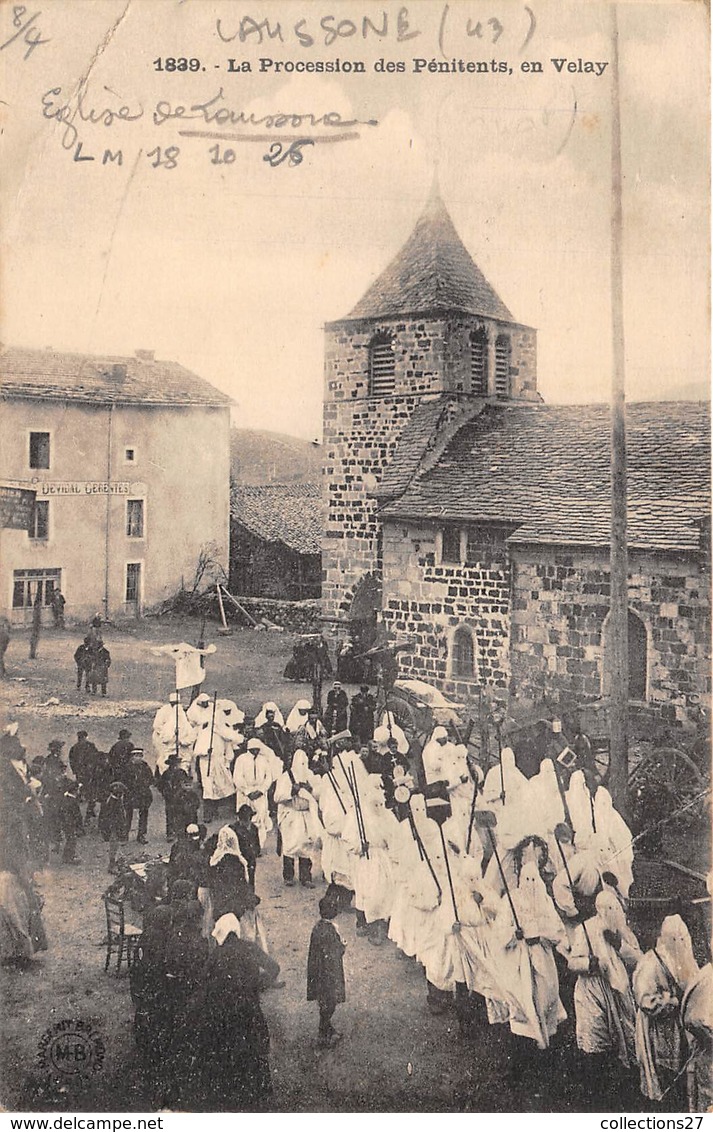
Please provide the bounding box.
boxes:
[29,431,50,470]
[12,568,61,609]
[628,609,648,701]
[30,500,49,540]
[124,447,136,464]
[126,499,144,538]
[369,334,396,396]
[470,328,488,395]
[441,527,461,564]
[494,335,511,398]
[601,607,649,702]
[452,625,476,679]
[125,562,142,603]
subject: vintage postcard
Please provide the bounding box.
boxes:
[0,0,710,1117]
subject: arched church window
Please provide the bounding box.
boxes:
[452,625,476,680]
[601,607,649,701]
[627,609,648,701]
[494,334,511,398]
[369,334,396,397]
[470,328,488,395]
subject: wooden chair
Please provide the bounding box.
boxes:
[103,895,142,974]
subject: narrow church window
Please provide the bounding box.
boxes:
[441,526,461,564]
[470,328,488,395]
[494,334,511,398]
[628,609,648,701]
[369,334,396,396]
[452,625,475,679]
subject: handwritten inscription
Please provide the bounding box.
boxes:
[0,5,49,60]
[263,138,315,167]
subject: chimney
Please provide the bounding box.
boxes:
[109,363,127,383]
[135,349,155,361]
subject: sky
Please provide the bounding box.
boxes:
[0,0,709,439]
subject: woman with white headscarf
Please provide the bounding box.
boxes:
[591,787,635,895]
[568,889,643,1067]
[633,915,700,1101]
[285,699,311,735]
[196,913,279,1108]
[494,861,568,1049]
[274,749,323,888]
[207,825,252,922]
[681,960,713,1112]
[379,711,409,756]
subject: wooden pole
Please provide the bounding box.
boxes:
[608,2,629,818]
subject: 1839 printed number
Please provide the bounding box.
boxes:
[153,57,202,72]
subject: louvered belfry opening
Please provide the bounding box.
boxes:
[470,328,488,395]
[369,334,396,396]
[494,334,511,398]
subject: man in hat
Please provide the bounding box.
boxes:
[125,748,154,844]
[349,685,376,747]
[68,729,98,800]
[87,637,111,696]
[152,692,195,775]
[158,752,191,840]
[41,740,68,851]
[324,682,348,737]
[108,729,134,780]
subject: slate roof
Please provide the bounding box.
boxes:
[381,402,710,553]
[231,483,323,555]
[0,347,231,407]
[343,188,515,324]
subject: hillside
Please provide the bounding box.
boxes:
[230,427,322,485]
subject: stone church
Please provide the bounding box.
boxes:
[322,186,710,730]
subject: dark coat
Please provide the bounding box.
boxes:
[88,646,111,684]
[108,738,134,778]
[99,793,127,839]
[126,759,154,809]
[325,689,349,735]
[207,854,253,921]
[307,918,346,1004]
[349,692,376,743]
[68,738,98,785]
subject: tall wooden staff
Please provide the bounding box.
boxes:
[206,689,218,779]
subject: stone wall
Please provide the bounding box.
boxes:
[322,311,538,621]
[510,545,711,726]
[380,520,512,703]
[380,520,711,727]
[227,595,321,633]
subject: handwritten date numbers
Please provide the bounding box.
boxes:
[153,57,202,72]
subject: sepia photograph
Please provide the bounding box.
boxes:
[0,0,710,1116]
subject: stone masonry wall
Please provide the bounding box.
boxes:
[322,312,537,621]
[510,545,711,726]
[322,315,447,620]
[380,521,512,702]
[379,525,710,727]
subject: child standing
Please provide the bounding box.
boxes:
[99,781,128,873]
[307,894,346,1049]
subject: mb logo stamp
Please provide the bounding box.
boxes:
[37,1020,105,1077]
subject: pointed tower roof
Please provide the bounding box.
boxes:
[346,186,513,322]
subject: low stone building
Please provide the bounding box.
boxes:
[322,184,711,729]
[379,401,710,727]
[230,483,322,600]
